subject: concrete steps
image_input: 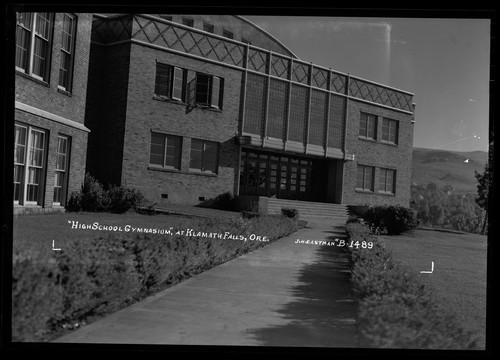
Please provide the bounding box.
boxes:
[267,198,349,220]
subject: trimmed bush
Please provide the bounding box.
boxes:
[66,174,144,213]
[107,185,145,214]
[12,213,297,342]
[79,173,110,212]
[345,221,478,349]
[363,206,418,235]
[281,207,299,220]
[196,192,235,211]
[65,191,82,212]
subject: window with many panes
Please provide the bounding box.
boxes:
[379,168,396,194]
[356,165,374,192]
[15,12,54,82]
[154,62,186,101]
[359,112,377,140]
[58,13,77,92]
[194,73,223,109]
[53,135,70,205]
[14,124,47,205]
[149,132,182,170]
[190,139,219,174]
[382,118,399,144]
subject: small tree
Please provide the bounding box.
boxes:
[474,141,493,234]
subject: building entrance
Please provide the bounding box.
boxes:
[239,149,328,201]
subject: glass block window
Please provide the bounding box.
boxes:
[267,79,288,139]
[308,90,327,146]
[244,73,266,135]
[327,94,345,149]
[288,84,308,143]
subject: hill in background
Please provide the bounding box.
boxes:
[412,147,488,194]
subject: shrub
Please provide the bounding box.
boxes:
[66,174,144,213]
[363,206,418,235]
[242,211,261,219]
[197,192,235,211]
[79,173,110,212]
[66,191,82,212]
[107,185,145,214]
[345,221,478,349]
[281,207,299,220]
[12,213,298,342]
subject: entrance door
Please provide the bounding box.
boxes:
[239,149,328,202]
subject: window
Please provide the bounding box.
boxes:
[182,17,194,27]
[53,136,70,205]
[379,168,396,194]
[359,112,377,140]
[222,29,233,39]
[241,38,251,45]
[14,124,47,205]
[190,139,219,174]
[203,22,214,33]
[356,165,374,192]
[382,118,399,144]
[160,15,173,21]
[154,62,186,101]
[15,12,54,82]
[58,13,77,92]
[149,132,182,170]
[194,73,223,109]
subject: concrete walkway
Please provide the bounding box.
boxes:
[54,217,359,347]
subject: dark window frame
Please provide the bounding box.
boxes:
[58,13,78,93]
[378,167,396,194]
[15,12,55,83]
[149,132,183,170]
[154,62,187,102]
[382,118,399,144]
[194,72,224,109]
[189,138,219,174]
[356,164,375,192]
[359,112,377,140]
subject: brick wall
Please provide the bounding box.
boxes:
[14,12,92,211]
[15,13,93,125]
[342,100,414,207]
[14,109,88,209]
[120,43,242,205]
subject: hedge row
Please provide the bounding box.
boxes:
[356,205,418,235]
[345,220,479,349]
[12,215,297,342]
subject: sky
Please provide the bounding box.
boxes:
[244,16,491,153]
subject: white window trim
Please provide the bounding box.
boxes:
[58,13,77,92]
[16,12,53,82]
[53,135,70,206]
[23,127,46,206]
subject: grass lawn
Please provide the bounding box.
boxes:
[381,229,487,348]
[13,211,225,259]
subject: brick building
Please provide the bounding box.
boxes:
[14,12,93,214]
[84,14,415,209]
[15,13,415,212]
